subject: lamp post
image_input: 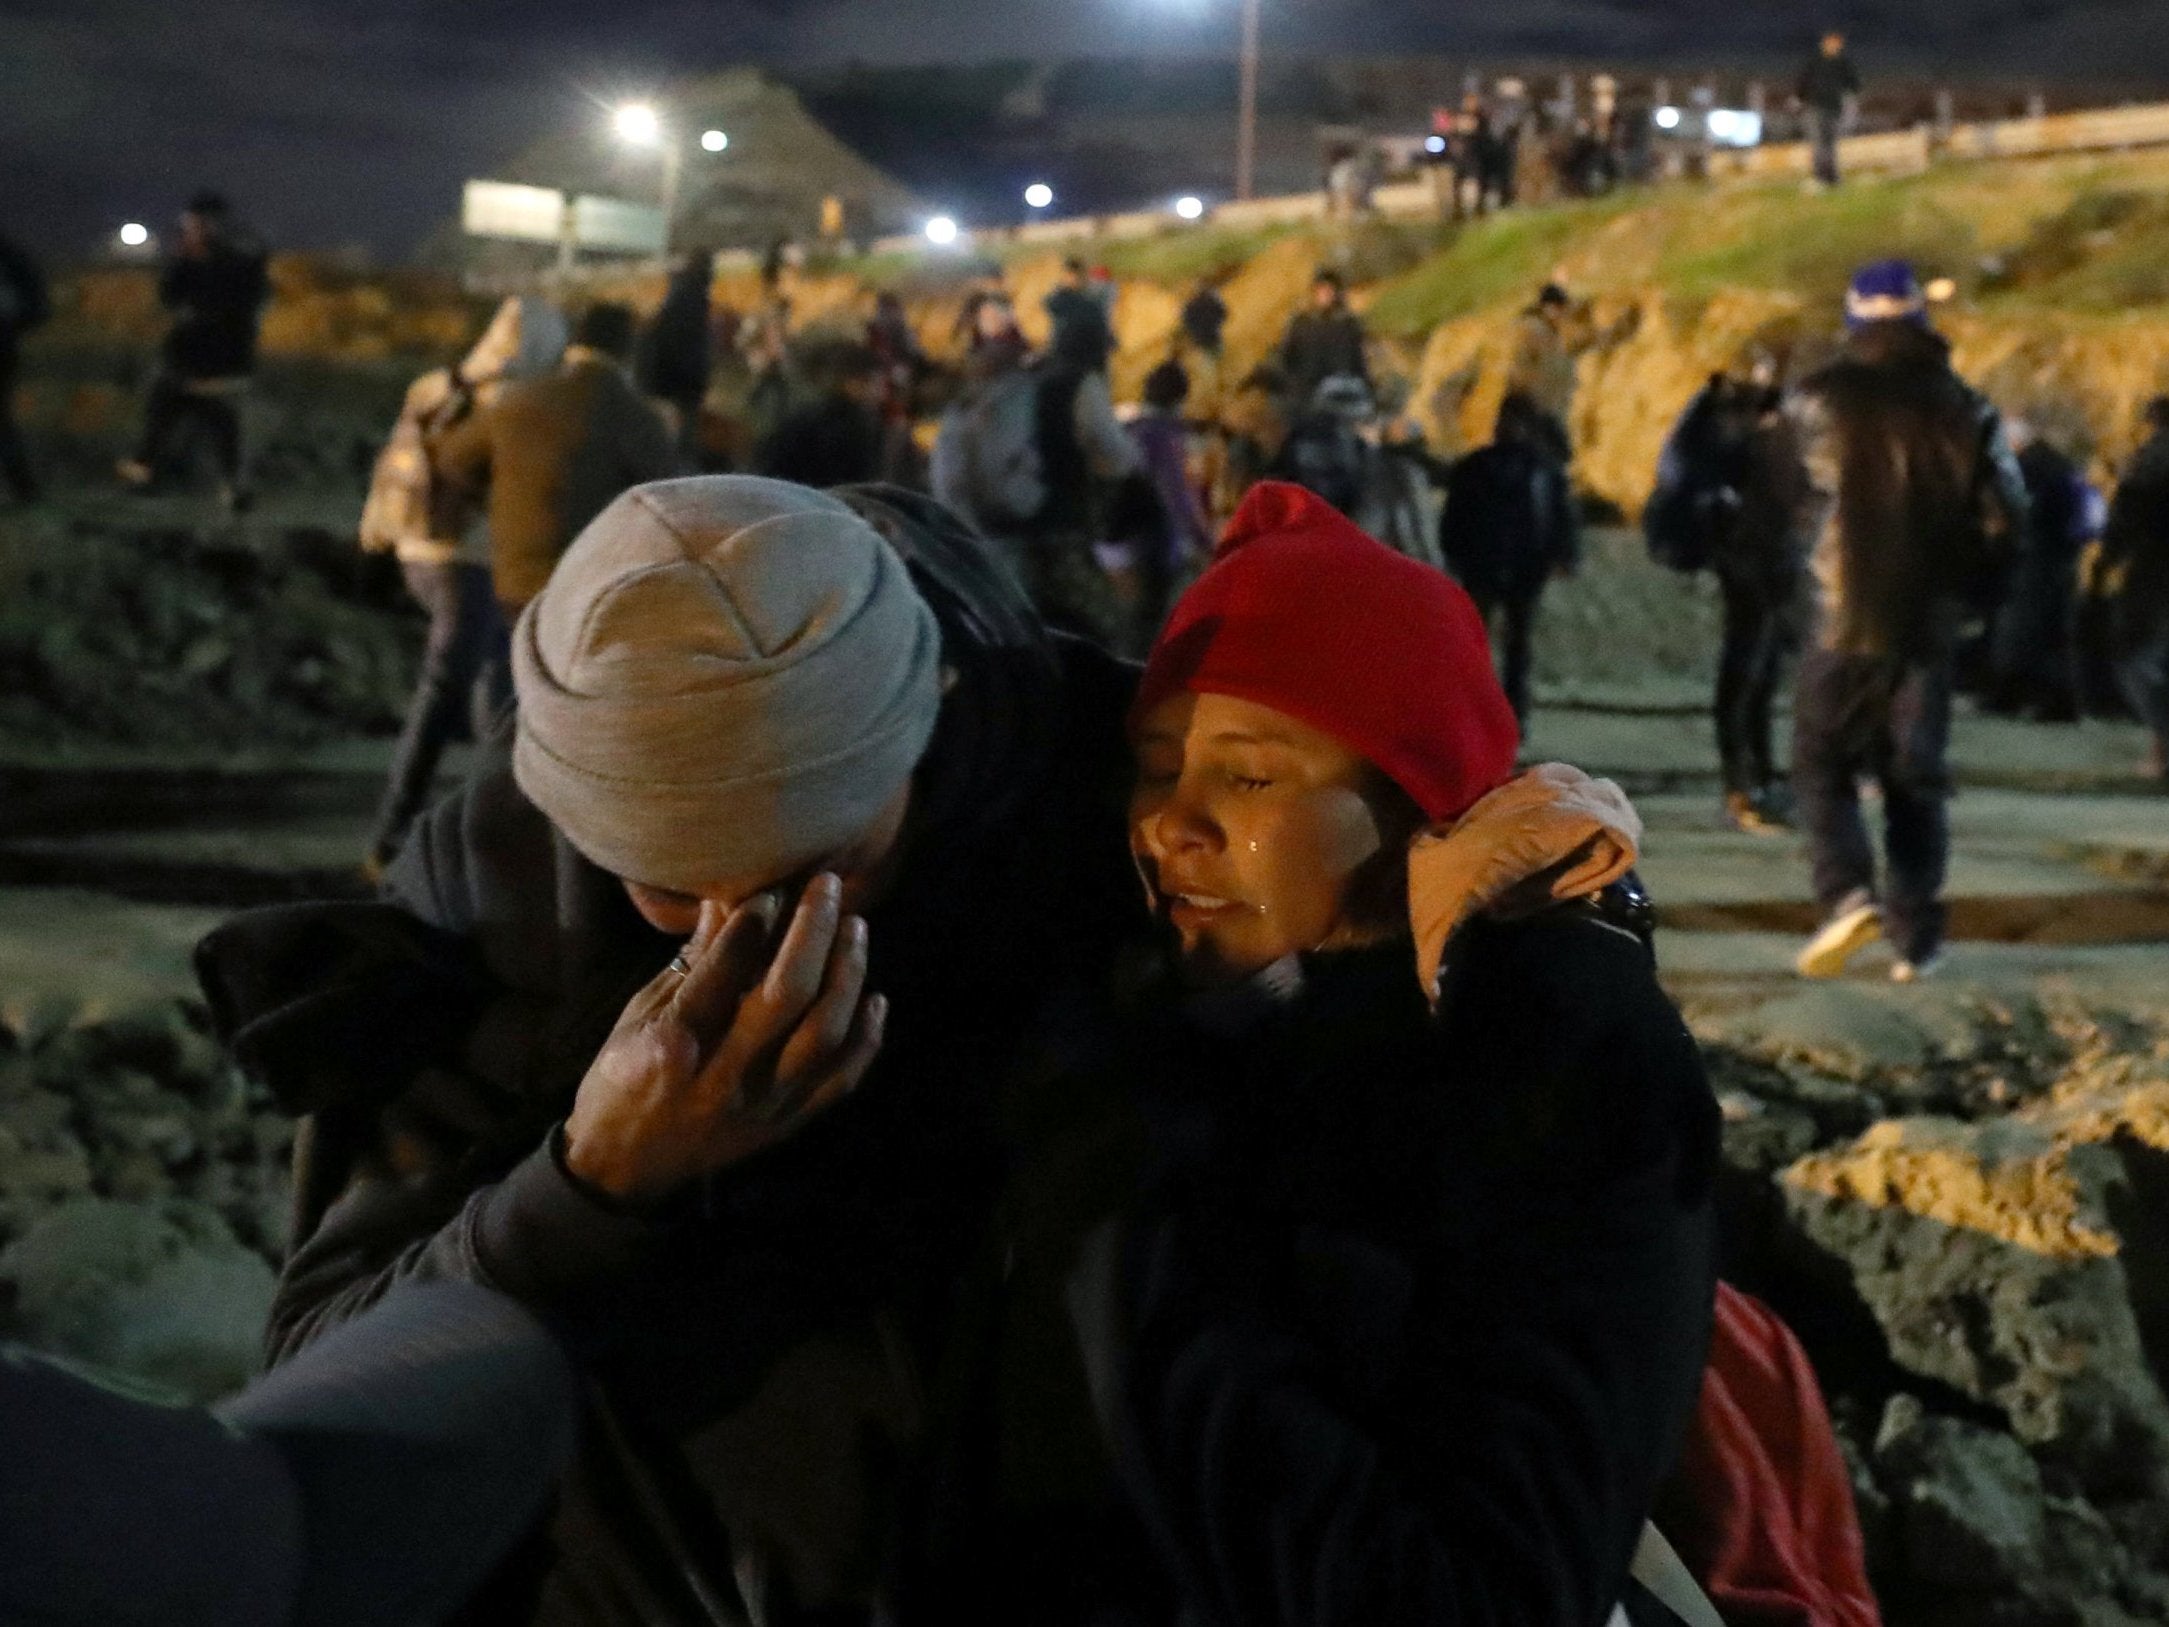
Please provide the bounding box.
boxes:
[610,103,719,260]
[1237,0,1261,201]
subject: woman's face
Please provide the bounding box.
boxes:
[621,780,914,938]
[1130,692,1415,986]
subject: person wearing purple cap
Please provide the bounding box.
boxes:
[1784,262,2029,982]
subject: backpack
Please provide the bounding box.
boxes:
[359,373,470,555]
[937,368,1049,533]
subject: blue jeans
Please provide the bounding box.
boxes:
[370,561,509,857]
[1791,647,1954,962]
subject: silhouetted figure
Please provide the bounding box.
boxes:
[118,190,270,511]
[0,229,48,502]
[635,249,716,463]
[1442,391,1581,726]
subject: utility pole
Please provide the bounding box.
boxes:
[1237,0,1262,201]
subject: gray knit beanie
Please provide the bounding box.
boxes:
[513,476,944,895]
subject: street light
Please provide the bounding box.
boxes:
[613,102,662,146]
[118,222,150,247]
[1024,183,1054,210]
[925,216,961,247]
[612,101,683,256]
[1174,195,1207,221]
[701,129,729,153]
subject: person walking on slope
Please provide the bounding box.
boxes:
[0,229,49,503]
[1797,31,1862,188]
[358,296,568,874]
[2096,397,2169,785]
[429,302,677,624]
[931,299,1149,648]
[1646,366,1807,836]
[634,249,716,465]
[1441,391,1580,728]
[1275,269,1370,416]
[117,191,270,512]
[1789,261,2029,983]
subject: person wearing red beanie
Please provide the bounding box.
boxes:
[1068,480,1725,1626]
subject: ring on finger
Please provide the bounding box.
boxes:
[667,953,693,978]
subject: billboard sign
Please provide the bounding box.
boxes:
[571,195,668,256]
[462,180,566,244]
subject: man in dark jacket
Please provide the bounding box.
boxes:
[117,191,270,511]
[754,338,885,489]
[1788,262,2028,982]
[1797,32,1861,187]
[1045,258,1115,375]
[196,479,1145,1625]
[1179,283,1227,358]
[1441,391,1580,726]
[431,302,677,618]
[1646,369,1808,834]
[1985,418,2091,721]
[2100,397,2169,783]
[1275,271,1369,414]
[0,229,48,503]
[634,250,715,463]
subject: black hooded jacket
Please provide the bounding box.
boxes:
[912,910,1721,1627]
[159,232,271,381]
[1781,321,2028,660]
[2104,425,2169,646]
[196,487,1144,1624]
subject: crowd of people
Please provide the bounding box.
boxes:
[5,136,2169,1627]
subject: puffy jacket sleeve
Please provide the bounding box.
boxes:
[1089,920,1720,1627]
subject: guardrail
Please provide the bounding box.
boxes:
[869,97,2169,258]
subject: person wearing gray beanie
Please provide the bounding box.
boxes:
[197,473,1151,1620]
[512,475,944,905]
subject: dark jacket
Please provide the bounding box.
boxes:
[0,233,49,364]
[1277,307,1369,411]
[1045,285,1115,373]
[1797,52,1861,116]
[2104,426,2169,646]
[755,392,884,489]
[158,234,271,381]
[196,489,1145,1625]
[1781,320,2028,659]
[1181,289,1228,355]
[930,911,1721,1626]
[431,348,678,608]
[1646,378,1806,597]
[636,264,714,406]
[1441,436,1579,599]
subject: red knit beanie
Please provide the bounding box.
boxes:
[1133,481,1521,824]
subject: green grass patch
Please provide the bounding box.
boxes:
[1362,195,1638,336]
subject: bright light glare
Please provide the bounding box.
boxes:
[1174,195,1206,221]
[700,129,729,152]
[1024,183,1054,209]
[613,103,662,146]
[118,222,150,247]
[1425,134,1448,154]
[1654,105,1683,131]
[1706,109,1764,148]
[925,216,960,246]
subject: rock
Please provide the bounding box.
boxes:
[1784,1118,2169,1499]
[1876,1396,2046,1591]
[0,1197,276,1402]
[1698,982,1988,1083]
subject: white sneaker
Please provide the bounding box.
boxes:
[1891,954,1943,984]
[1796,896,1882,979]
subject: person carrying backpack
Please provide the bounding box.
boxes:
[0,228,50,504]
[931,303,1146,648]
[1441,390,1580,726]
[359,295,568,875]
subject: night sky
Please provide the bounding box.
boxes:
[4,0,2162,258]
